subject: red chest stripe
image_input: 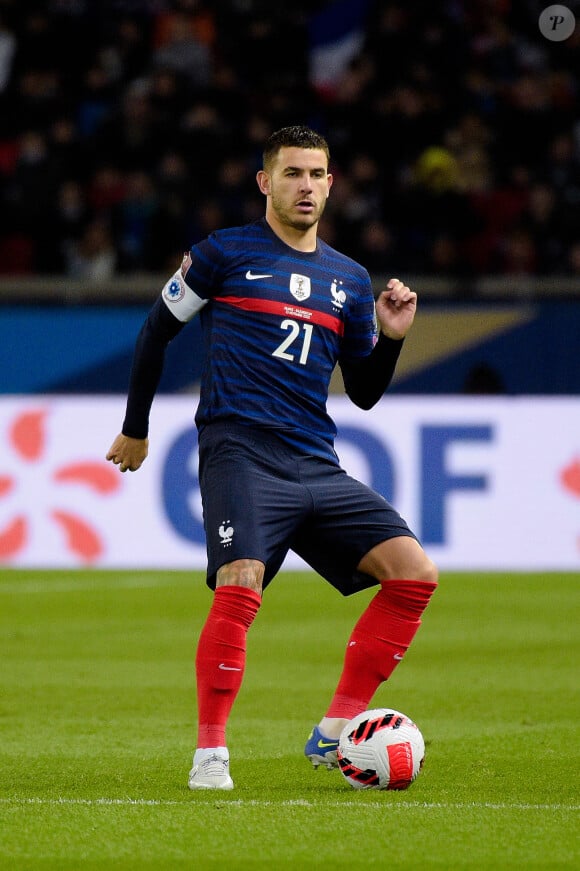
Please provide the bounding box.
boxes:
[217,295,344,336]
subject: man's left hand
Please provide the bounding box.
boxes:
[375,278,417,340]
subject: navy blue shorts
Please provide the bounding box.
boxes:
[198,422,418,596]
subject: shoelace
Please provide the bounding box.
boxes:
[199,754,229,775]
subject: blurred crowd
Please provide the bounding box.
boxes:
[0,0,579,282]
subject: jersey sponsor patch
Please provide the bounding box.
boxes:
[290,273,311,301]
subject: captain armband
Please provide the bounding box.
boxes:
[160,268,208,323]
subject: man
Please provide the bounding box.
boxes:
[106,125,438,790]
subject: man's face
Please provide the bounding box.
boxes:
[264,147,333,231]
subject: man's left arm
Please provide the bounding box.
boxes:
[340,278,416,410]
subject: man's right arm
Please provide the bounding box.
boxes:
[106,297,184,472]
[122,297,184,438]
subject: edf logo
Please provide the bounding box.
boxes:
[420,425,493,544]
[161,423,493,549]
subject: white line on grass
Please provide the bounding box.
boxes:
[0,573,191,595]
[1,797,577,812]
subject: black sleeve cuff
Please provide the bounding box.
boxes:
[339,334,404,409]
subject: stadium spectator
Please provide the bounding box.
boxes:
[0,0,578,281]
[565,241,580,275]
[65,216,117,282]
[152,8,213,90]
[114,169,159,271]
[0,12,16,92]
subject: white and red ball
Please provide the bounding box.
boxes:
[337,708,425,790]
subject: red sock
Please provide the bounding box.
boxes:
[326,579,437,721]
[195,585,261,748]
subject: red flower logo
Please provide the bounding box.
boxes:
[560,457,580,499]
[0,408,121,563]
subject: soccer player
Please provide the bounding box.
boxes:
[106,126,438,790]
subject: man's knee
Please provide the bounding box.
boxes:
[215,558,265,593]
[418,553,438,585]
[358,536,438,583]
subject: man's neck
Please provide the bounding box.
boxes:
[265,214,318,253]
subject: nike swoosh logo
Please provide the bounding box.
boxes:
[317,739,337,748]
[218,663,242,671]
[246,270,273,280]
[393,653,404,660]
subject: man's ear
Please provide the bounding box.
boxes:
[256,170,270,195]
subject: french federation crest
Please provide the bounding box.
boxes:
[330,279,346,309]
[289,273,311,301]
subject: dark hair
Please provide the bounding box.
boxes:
[262,125,330,170]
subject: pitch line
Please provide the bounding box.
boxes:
[1,797,577,812]
[0,573,190,595]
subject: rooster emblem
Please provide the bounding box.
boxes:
[331,280,346,309]
[219,521,234,545]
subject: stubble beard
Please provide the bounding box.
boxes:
[271,193,326,232]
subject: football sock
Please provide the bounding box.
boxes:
[325,579,437,722]
[317,717,347,740]
[195,585,261,748]
[193,746,228,765]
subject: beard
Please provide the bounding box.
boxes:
[270,192,326,230]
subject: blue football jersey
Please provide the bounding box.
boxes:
[161,218,377,461]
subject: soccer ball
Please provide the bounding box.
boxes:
[337,708,425,790]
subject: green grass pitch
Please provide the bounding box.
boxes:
[0,569,578,869]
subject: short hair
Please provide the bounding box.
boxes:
[262,125,330,171]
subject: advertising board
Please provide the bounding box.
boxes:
[1,397,578,571]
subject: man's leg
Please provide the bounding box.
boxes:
[189,559,263,790]
[307,537,437,767]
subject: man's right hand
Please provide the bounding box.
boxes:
[106,433,149,473]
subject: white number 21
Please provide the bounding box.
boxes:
[272,319,313,365]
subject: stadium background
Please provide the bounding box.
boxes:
[0,0,579,570]
[1,0,579,395]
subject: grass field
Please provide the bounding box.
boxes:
[0,569,578,870]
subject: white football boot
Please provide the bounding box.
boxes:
[188,748,234,790]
